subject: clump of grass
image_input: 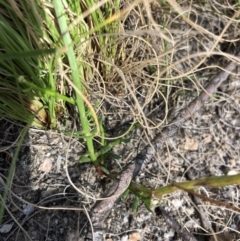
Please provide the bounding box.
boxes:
[0,0,125,225]
[0,0,121,129]
[0,0,123,159]
[0,0,62,128]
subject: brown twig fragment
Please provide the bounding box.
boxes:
[173,182,240,213]
[186,169,212,232]
[85,52,240,241]
[158,206,198,241]
[85,161,141,240]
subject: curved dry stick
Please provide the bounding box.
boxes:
[85,161,142,240]
[158,207,198,241]
[86,52,240,241]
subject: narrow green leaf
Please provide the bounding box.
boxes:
[97,143,114,155]
[107,152,122,160]
[100,166,110,175]
[122,189,130,201]
[0,48,56,61]
[79,156,91,163]
[132,196,139,212]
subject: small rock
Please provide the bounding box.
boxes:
[121,235,128,241]
[128,232,141,241]
[0,224,13,233]
[23,204,34,216]
[171,199,183,209]
[39,158,52,172]
[180,137,199,151]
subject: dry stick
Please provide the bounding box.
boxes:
[159,207,198,241]
[172,183,240,213]
[186,169,212,232]
[86,52,240,241]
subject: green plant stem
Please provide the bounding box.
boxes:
[0,48,56,61]
[53,0,97,161]
[18,76,75,104]
[129,173,240,199]
[0,117,33,224]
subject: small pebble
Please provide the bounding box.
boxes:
[0,224,13,233]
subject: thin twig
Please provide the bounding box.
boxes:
[173,182,240,213]
[159,207,198,241]
[186,169,212,232]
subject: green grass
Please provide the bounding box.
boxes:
[53,0,98,161]
[0,0,121,157]
[0,0,123,224]
[0,114,35,224]
[0,0,59,128]
[0,0,121,128]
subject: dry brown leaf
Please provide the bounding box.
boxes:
[29,99,48,124]
[180,137,199,151]
[203,134,212,145]
[39,158,52,172]
[128,232,141,241]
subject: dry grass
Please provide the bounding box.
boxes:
[83,0,240,240]
[83,0,240,136]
